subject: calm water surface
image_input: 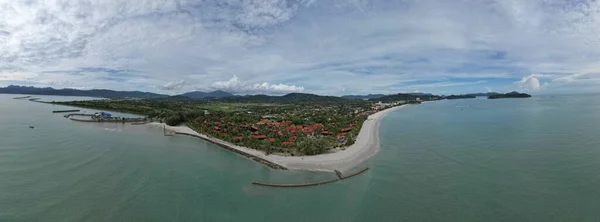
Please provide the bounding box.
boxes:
[1,94,600,221]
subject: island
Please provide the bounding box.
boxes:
[488,91,532,99]
[444,95,476,100]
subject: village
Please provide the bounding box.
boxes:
[185,100,409,155]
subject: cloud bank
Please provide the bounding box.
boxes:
[212,76,304,94]
[2,0,600,95]
[160,80,186,90]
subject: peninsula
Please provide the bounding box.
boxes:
[41,89,530,171]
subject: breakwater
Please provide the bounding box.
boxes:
[252,167,370,187]
[69,118,147,123]
[174,132,288,170]
[64,113,93,118]
[53,109,80,113]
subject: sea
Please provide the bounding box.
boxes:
[1,94,600,221]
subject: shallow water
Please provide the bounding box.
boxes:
[1,94,600,221]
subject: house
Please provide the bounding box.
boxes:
[257,119,271,125]
[321,130,333,135]
[251,135,267,139]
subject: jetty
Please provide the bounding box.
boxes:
[13,96,32,99]
[252,167,369,188]
[64,113,93,118]
[53,109,80,113]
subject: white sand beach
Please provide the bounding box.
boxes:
[146,105,408,172]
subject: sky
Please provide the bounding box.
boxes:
[2,0,600,96]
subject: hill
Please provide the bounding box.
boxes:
[179,90,234,99]
[342,94,386,100]
[0,85,168,98]
[488,91,532,99]
[221,92,351,104]
[370,93,442,103]
[444,95,477,100]
[465,92,500,97]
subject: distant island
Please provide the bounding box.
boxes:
[445,95,477,100]
[488,91,532,99]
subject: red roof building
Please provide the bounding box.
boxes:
[251,125,259,131]
[257,119,271,125]
[252,135,267,139]
[321,130,333,135]
[282,141,295,146]
[268,138,276,143]
[341,127,353,133]
[234,136,244,141]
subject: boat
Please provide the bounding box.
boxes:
[29,126,34,129]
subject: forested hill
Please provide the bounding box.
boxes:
[341,94,385,100]
[220,93,352,104]
[0,85,168,98]
[370,93,441,103]
[179,90,234,99]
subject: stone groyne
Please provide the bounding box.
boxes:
[174,132,288,170]
[252,167,369,187]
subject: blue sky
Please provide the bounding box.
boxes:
[1,0,600,95]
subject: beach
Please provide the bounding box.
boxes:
[146,105,407,172]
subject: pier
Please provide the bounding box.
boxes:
[53,109,80,113]
[252,167,369,187]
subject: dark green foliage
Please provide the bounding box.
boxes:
[444,95,476,100]
[488,91,532,99]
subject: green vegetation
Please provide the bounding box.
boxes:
[54,93,415,155]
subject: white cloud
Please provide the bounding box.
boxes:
[2,0,600,94]
[212,76,304,94]
[160,80,186,90]
[515,74,546,91]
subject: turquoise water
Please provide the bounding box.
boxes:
[1,94,600,221]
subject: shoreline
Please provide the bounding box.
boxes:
[145,104,410,172]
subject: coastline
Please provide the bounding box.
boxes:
[145,104,409,172]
